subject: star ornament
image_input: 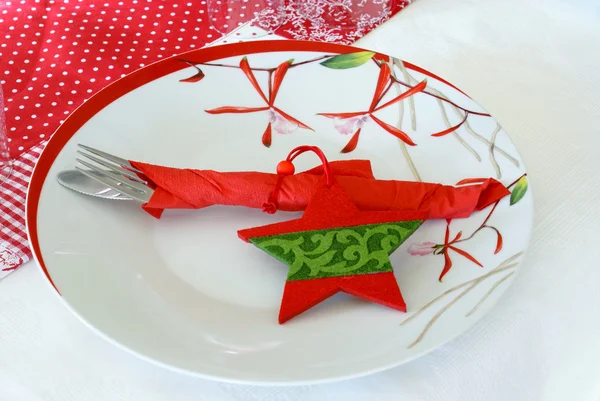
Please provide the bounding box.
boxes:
[238,180,429,324]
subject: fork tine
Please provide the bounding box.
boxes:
[76,150,147,184]
[77,144,143,174]
[75,166,151,203]
[76,157,149,194]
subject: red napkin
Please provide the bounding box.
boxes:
[129,160,510,219]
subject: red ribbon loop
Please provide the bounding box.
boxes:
[262,146,333,214]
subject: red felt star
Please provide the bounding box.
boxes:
[238,179,428,323]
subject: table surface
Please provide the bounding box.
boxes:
[2,0,600,400]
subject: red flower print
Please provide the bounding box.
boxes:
[178,62,205,83]
[317,62,427,153]
[408,242,437,256]
[205,57,313,147]
[434,219,483,281]
[431,112,469,137]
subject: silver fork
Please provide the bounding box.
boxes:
[73,144,154,203]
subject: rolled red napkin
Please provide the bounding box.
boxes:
[129,159,510,220]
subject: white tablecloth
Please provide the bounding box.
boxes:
[2,0,599,399]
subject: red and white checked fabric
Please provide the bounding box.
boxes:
[0,141,44,278]
[0,0,413,277]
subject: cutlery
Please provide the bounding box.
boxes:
[58,144,154,203]
[57,169,134,200]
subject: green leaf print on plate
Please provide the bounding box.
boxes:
[510,176,528,205]
[320,51,376,70]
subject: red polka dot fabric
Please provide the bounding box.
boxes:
[0,0,413,275]
[0,0,223,158]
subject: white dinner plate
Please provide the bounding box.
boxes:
[27,41,532,385]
